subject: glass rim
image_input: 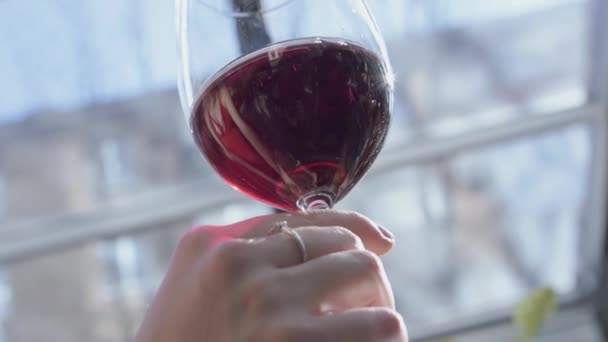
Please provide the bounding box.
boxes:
[195,0,297,18]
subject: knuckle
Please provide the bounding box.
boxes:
[342,210,372,225]
[266,323,316,342]
[176,226,213,255]
[209,239,251,273]
[375,308,406,339]
[241,273,285,315]
[351,249,383,274]
[330,226,364,250]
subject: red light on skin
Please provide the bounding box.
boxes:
[189,214,277,249]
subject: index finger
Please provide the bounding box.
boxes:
[246,210,394,255]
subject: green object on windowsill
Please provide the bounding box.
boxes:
[434,288,558,342]
[514,288,558,342]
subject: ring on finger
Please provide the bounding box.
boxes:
[269,221,308,263]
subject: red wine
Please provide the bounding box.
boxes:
[191,37,392,211]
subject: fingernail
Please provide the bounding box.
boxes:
[378,225,394,240]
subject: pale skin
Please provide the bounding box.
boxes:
[135,210,408,342]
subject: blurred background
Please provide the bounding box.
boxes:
[0,0,607,341]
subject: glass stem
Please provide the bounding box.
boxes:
[297,191,335,211]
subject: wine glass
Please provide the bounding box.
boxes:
[177,0,393,212]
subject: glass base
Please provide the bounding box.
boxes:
[296,191,335,211]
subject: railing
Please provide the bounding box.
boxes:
[0,102,600,265]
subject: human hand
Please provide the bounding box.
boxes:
[135,210,407,342]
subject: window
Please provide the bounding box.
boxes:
[0,177,5,218]
[98,237,145,299]
[0,270,10,342]
[0,0,606,341]
[338,124,593,326]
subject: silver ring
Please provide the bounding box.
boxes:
[269,221,308,263]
